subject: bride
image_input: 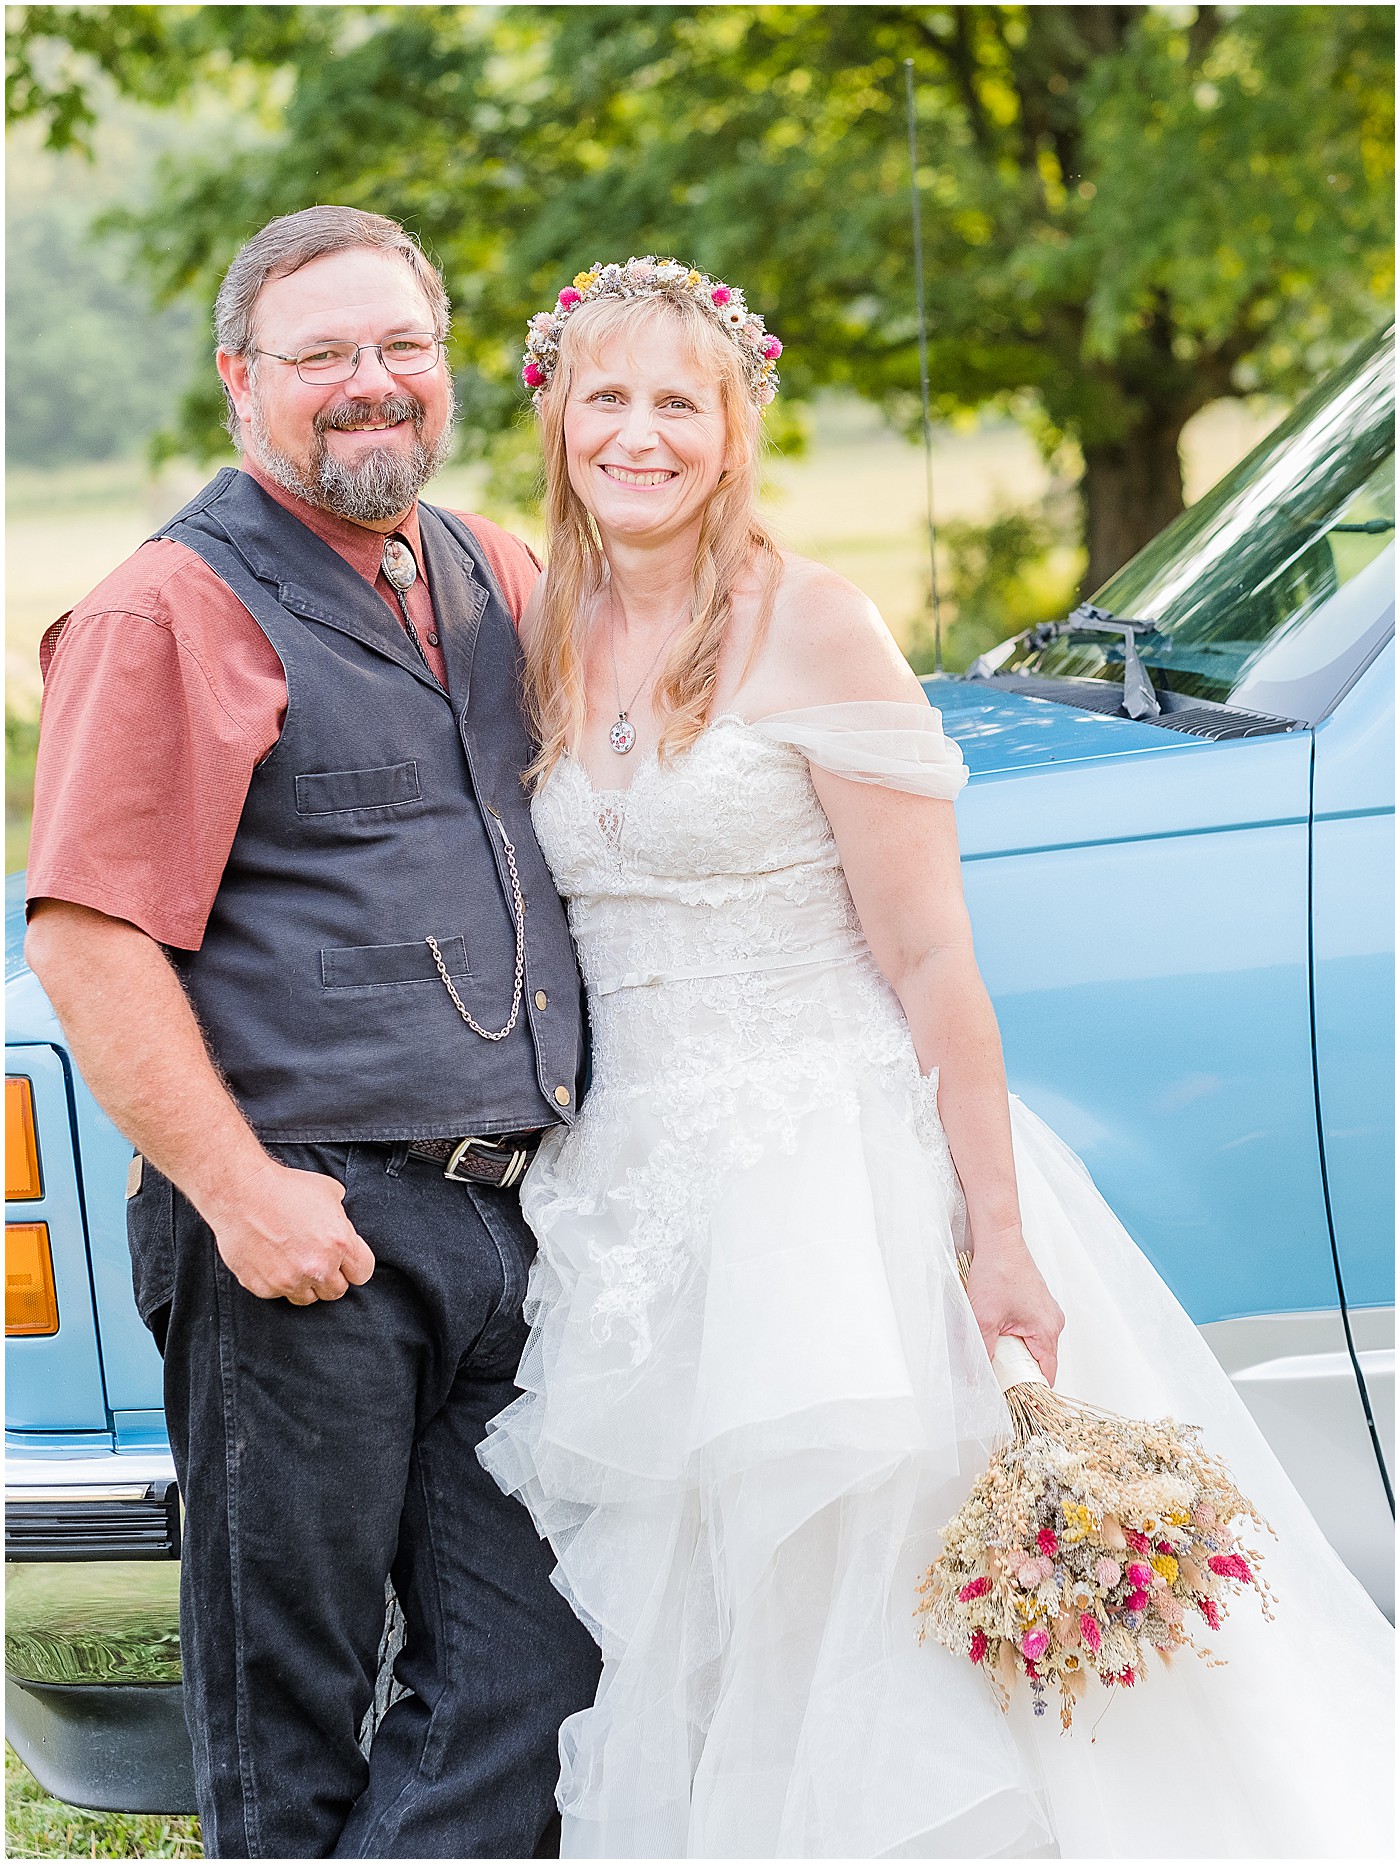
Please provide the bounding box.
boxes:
[478,258,1393,1858]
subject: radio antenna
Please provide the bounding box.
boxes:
[904,56,944,676]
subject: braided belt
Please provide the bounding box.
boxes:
[407,1132,541,1189]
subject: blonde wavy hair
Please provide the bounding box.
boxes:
[523,291,781,785]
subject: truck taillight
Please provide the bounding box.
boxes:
[6,1222,59,1336]
[6,1077,43,1200]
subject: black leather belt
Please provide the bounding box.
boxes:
[406,1131,542,1189]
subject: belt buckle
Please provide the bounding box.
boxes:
[443,1135,530,1190]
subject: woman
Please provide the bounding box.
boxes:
[479,259,1392,1858]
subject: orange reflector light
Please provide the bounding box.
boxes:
[7,1222,59,1336]
[6,1077,43,1200]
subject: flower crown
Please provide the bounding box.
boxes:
[520,257,783,407]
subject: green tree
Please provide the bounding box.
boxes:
[9,4,1392,587]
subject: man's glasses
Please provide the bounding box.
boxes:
[254,334,444,385]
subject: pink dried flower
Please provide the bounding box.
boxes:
[969,1629,989,1664]
[1016,1562,1042,1589]
[711,286,732,305]
[1036,1528,1058,1558]
[1198,1597,1221,1630]
[522,362,546,389]
[1193,1503,1217,1527]
[1125,1588,1150,1612]
[1094,1558,1121,1587]
[557,287,582,308]
[957,1576,991,1602]
[1079,1613,1102,1654]
[1021,1628,1050,1662]
[1208,1553,1252,1584]
[1123,1528,1151,1554]
[1118,1667,1137,1688]
[1125,1563,1152,1588]
[762,336,783,359]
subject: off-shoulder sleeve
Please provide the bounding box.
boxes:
[749,700,968,800]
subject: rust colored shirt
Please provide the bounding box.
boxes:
[27,463,542,950]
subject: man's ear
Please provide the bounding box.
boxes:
[217,349,256,434]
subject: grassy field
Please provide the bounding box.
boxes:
[6,1746,201,1859]
[4,397,1272,874]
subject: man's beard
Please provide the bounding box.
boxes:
[249,381,457,524]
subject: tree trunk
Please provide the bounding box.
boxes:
[1080,413,1188,596]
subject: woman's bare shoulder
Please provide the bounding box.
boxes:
[743,551,925,712]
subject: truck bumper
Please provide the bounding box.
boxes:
[7,1676,194,1814]
[5,1448,196,1813]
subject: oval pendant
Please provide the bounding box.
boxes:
[609,717,638,755]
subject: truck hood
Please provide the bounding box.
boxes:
[926,677,1194,776]
[923,678,1312,856]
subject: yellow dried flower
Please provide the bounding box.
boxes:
[573,270,598,290]
[1152,1553,1180,1584]
[1060,1501,1097,1542]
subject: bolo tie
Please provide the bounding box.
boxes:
[381,535,442,683]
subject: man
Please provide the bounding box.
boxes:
[25,205,600,1859]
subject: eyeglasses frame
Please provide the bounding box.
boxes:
[251,333,446,385]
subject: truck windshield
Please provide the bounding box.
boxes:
[998,325,1394,721]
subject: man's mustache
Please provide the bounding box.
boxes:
[314,393,425,436]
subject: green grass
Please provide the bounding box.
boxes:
[6,1746,201,1859]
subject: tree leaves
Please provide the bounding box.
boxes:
[8,3,1391,579]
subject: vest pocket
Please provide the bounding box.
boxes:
[322,937,469,989]
[295,761,421,815]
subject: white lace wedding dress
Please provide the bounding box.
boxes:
[480,704,1393,1859]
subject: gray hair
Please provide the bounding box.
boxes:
[215,204,450,353]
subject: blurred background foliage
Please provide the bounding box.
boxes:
[4,2,1393,735]
[8,3,1392,588]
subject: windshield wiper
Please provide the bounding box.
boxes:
[968,603,1164,720]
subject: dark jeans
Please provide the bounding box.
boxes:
[128,1142,601,1859]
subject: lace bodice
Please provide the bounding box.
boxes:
[531,704,966,999]
[533,716,862,999]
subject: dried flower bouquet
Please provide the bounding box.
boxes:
[918,1276,1275,1731]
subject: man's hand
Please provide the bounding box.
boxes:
[25,903,376,1306]
[963,1229,1065,1387]
[206,1158,376,1304]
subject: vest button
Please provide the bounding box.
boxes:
[553,1085,571,1107]
[426,631,440,646]
[534,990,548,1011]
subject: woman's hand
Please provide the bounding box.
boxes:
[963,1231,1065,1386]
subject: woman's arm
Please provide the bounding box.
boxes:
[754,563,1065,1378]
[816,775,1064,1381]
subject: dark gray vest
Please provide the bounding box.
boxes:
[156,468,583,1143]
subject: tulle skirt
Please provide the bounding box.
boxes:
[479,954,1394,1858]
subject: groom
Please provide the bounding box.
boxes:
[24,206,600,1857]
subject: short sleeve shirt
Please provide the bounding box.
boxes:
[26,464,542,951]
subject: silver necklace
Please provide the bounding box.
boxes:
[606,595,688,754]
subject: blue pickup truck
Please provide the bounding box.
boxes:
[7,324,1393,1813]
